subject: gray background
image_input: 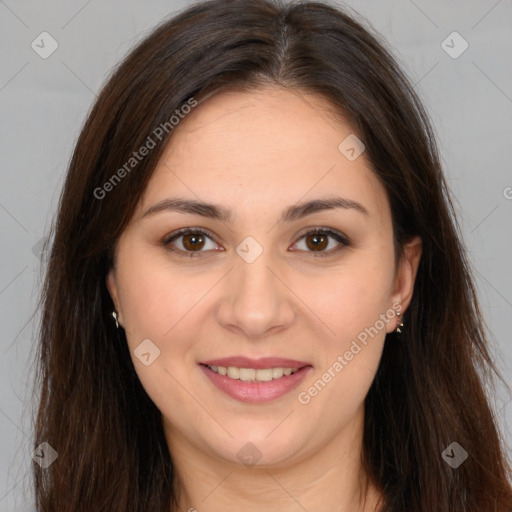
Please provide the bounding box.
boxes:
[1,0,511,509]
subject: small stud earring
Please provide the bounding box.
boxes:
[112,310,119,329]
[395,310,404,333]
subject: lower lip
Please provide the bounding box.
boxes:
[200,364,313,403]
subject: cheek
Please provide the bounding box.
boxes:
[301,252,395,345]
[117,248,198,343]
[115,252,204,419]
[297,316,386,440]
[116,247,215,380]
[299,341,384,445]
[294,250,393,429]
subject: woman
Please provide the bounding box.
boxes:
[32,0,512,510]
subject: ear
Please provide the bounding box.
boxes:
[387,236,422,332]
[106,267,123,327]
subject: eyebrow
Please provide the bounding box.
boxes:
[141,196,369,223]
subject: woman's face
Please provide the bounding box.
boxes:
[107,86,421,468]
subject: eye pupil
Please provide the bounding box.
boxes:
[183,234,205,251]
[306,234,328,251]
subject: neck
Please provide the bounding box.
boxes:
[165,405,383,512]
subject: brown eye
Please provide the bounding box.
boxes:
[293,228,349,257]
[162,228,219,256]
[304,233,329,251]
[181,233,206,251]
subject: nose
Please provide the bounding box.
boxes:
[215,246,296,339]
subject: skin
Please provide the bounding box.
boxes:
[107,86,422,512]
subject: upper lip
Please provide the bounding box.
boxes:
[200,356,312,369]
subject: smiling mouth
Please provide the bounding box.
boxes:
[199,362,313,403]
[203,364,302,382]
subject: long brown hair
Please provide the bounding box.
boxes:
[32,0,512,510]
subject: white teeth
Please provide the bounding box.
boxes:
[208,365,300,382]
[239,368,256,381]
[272,367,284,379]
[255,368,273,381]
[227,367,240,379]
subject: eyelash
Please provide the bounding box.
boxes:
[161,227,350,258]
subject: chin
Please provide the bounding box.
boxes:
[212,428,308,469]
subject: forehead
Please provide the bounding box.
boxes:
[136,86,390,224]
